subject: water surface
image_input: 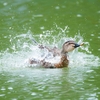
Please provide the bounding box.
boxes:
[0,0,100,100]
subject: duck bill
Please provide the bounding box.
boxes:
[74,43,84,48]
[74,43,80,48]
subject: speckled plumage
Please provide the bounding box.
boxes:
[29,40,83,68]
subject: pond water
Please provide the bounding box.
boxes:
[0,0,100,100]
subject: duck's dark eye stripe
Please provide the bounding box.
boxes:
[68,43,74,45]
[64,41,75,46]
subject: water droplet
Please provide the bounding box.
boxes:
[3,2,7,6]
[55,6,60,10]
[61,5,66,8]
[98,49,100,51]
[40,26,45,30]
[91,34,94,36]
[97,10,100,13]
[9,27,12,29]
[98,36,100,39]
[77,14,82,17]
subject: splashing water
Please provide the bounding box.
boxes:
[0,26,100,71]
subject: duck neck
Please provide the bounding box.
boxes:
[61,49,68,57]
[60,49,69,65]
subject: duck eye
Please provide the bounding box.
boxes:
[68,43,74,47]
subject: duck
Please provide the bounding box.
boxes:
[29,40,84,68]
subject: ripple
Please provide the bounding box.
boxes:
[8,87,13,90]
[97,92,100,94]
[31,92,37,96]
[11,98,17,100]
[86,70,94,73]
[0,94,5,97]
[98,36,100,39]
[19,74,25,77]
[7,79,15,83]
[33,14,43,18]
[1,87,6,91]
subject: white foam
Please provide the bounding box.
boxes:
[0,26,100,70]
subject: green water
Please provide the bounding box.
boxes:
[0,0,100,100]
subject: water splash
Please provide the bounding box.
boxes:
[0,26,100,70]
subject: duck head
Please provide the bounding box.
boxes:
[62,40,84,54]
